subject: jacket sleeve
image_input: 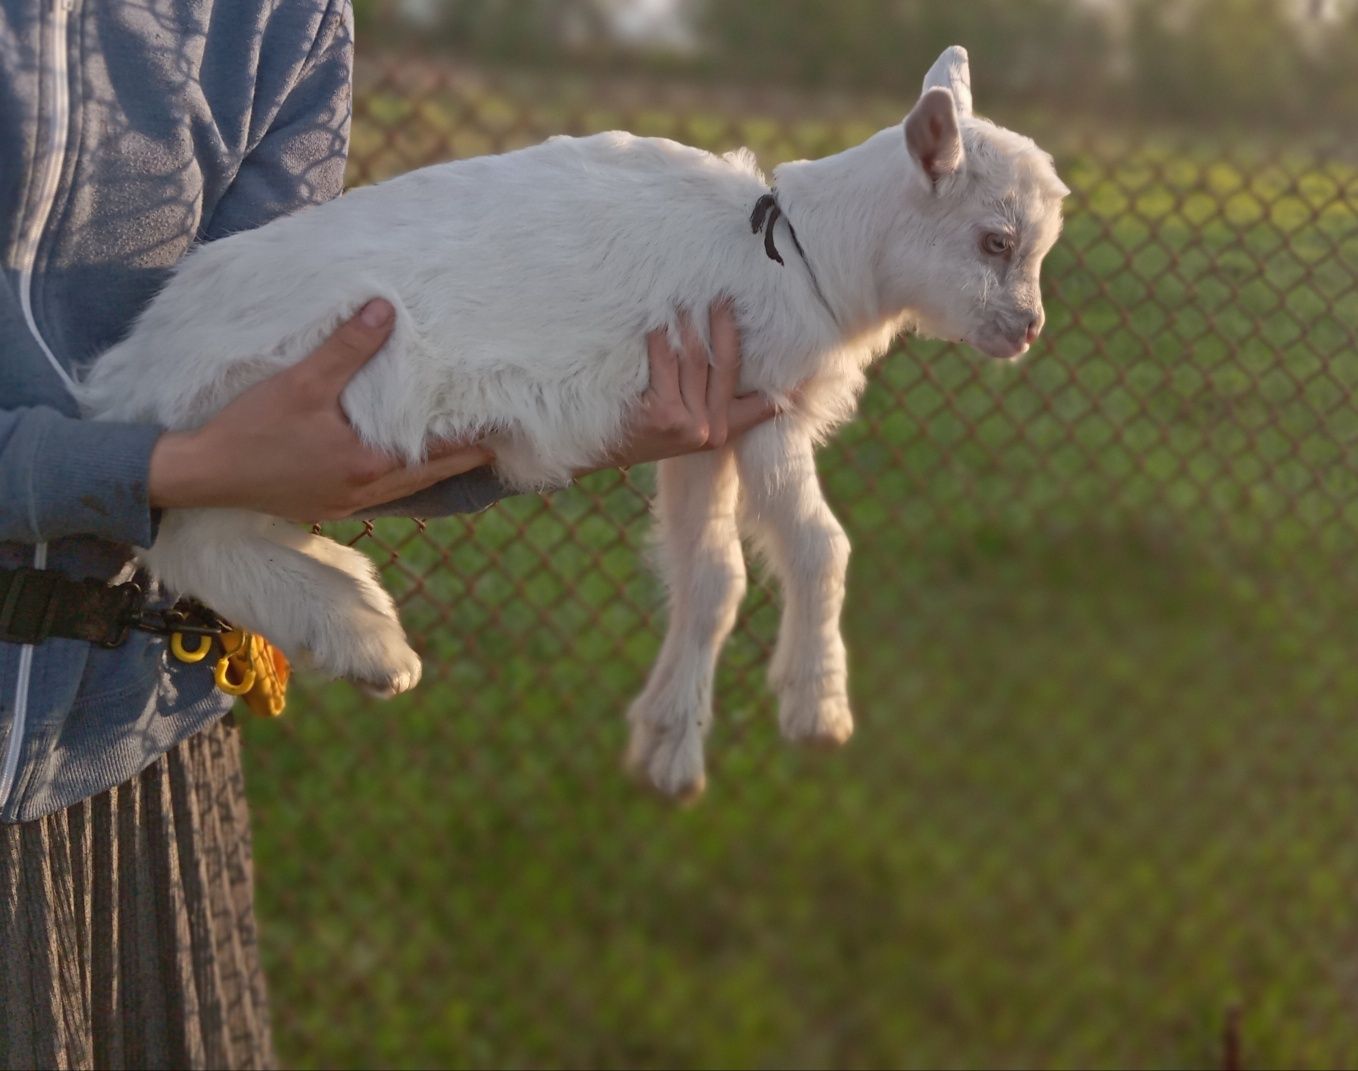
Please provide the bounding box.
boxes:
[0,406,165,546]
[363,466,516,519]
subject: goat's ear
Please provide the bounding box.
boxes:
[922,45,973,117]
[904,87,964,190]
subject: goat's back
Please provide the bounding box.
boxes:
[80,132,840,486]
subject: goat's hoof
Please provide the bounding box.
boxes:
[779,690,854,749]
[624,719,707,801]
[332,630,423,698]
[352,657,422,699]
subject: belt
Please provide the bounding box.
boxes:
[0,565,288,718]
[0,566,225,648]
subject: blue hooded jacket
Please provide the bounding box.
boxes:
[0,0,507,821]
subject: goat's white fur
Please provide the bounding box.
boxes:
[80,47,1067,795]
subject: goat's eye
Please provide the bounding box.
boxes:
[982,232,1014,256]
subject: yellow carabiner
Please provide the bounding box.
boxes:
[219,629,248,659]
[170,632,212,664]
[214,652,257,696]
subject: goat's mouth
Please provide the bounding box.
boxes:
[968,333,1030,362]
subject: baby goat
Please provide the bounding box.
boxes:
[81,47,1068,798]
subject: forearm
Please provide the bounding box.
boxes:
[149,425,515,519]
[147,429,233,511]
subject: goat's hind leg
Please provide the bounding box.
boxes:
[142,508,422,696]
[626,449,746,799]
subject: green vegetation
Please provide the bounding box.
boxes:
[242,89,1358,1068]
[361,0,1358,130]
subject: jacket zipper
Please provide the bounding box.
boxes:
[2,0,76,812]
[1,545,48,810]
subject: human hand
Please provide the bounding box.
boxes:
[148,299,494,520]
[584,300,778,474]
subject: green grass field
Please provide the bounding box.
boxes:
[242,83,1358,1068]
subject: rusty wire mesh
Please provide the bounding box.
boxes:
[238,53,1358,1069]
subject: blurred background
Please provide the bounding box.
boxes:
[240,1,1358,1067]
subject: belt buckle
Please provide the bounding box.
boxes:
[94,581,146,649]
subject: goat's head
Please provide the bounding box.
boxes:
[887,46,1069,361]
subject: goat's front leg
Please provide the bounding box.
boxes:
[626,448,746,799]
[735,419,853,747]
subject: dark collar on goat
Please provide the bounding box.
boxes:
[750,191,839,329]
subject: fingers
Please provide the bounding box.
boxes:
[675,310,709,430]
[291,298,396,400]
[618,302,773,470]
[642,312,708,445]
[645,327,682,405]
[705,300,740,447]
[401,444,496,486]
[424,435,493,462]
[348,443,496,512]
[727,392,779,439]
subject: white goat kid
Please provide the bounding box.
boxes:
[80,47,1068,798]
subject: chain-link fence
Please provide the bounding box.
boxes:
[238,53,1358,1069]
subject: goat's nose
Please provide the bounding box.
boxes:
[1024,317,1041,344]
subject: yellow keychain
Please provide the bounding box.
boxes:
[169,626,290,718]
